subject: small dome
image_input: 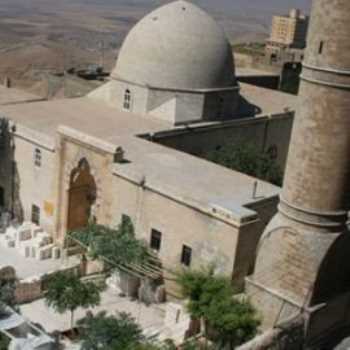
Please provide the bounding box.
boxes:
[112,0,236,90]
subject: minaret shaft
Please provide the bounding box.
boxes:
[247,0,350,333]
[281,0,350,230]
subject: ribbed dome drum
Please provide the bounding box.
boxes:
[112,0,236,90]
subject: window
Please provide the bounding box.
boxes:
[34,148,42,167]
[0,187,4,208]
[123,89,132,110]
[318,41,324,55]
[181,245,192,267]
[121,214,131,225]
[150,229,162,251]
[31,205,40,225]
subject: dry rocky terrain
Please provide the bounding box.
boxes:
[0,0,309,98]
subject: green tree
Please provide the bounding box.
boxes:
[77,312,202,350]
[69,216,151,270]
[177,267,260,349]
[0,275,16,316]
[0,333,10,350]
[176,266,231,321]
[0,273,17,350]
[77,311,145,350]
[206,141,283,186]
[45,271,101,330]
[206,295,260,349]
[136,339,201,350]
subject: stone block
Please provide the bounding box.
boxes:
[24,245,31,258]
[18,243,30,257]
[32,227,44,237]
[37,244,54,260]
[7,239,15,248]
[52,247,61,259]
[17,228,32,242]
[31,246,36,258]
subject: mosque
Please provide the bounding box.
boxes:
[0,1,297,293]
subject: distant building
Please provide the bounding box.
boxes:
[269,9,308,49]
[266,9,309,63]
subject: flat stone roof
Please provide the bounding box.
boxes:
[0,84,288,223]
[112,135,280,225]
[0,83,297,142]
[239,82,297,115]
[0,97,171,143]
[0,86,42,106]
[237,68,280,77]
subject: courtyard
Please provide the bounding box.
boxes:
[20,287,165,334]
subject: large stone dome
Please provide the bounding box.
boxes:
[112,0,236,90]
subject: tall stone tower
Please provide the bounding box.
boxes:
[247,0,350,337]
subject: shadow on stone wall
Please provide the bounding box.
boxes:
[0,118,24,223]
[311,231,350,306]
[237,95,262,118]
[305,232,350,348]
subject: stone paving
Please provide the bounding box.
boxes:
[20,287,166,334]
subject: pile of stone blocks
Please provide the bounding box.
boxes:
[0,222,60,261]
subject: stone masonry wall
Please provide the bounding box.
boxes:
[152,113,294,173]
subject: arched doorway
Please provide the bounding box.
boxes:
[67,158,97,232]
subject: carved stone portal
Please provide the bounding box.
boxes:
[67,158,97,232]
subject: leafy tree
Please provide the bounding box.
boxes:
[0,274,17,350]
[77,311,145,350]
[177,267,260,349]
[0,275,16,317]
[206,295,260,349]
[206,141,283,186]
[77,312,203,350]
[176,266,231,321]
[69,216,151,270]
[0,333,10,350]
[45,271,101,330]
[135,339,196,350]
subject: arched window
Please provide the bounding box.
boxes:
[123,89,132,110]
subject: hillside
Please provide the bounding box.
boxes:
[0,0,311,97]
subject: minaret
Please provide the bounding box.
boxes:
[247,0,350,332]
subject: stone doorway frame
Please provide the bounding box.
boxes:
[67,158,97,232]
[57,155,103,243]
